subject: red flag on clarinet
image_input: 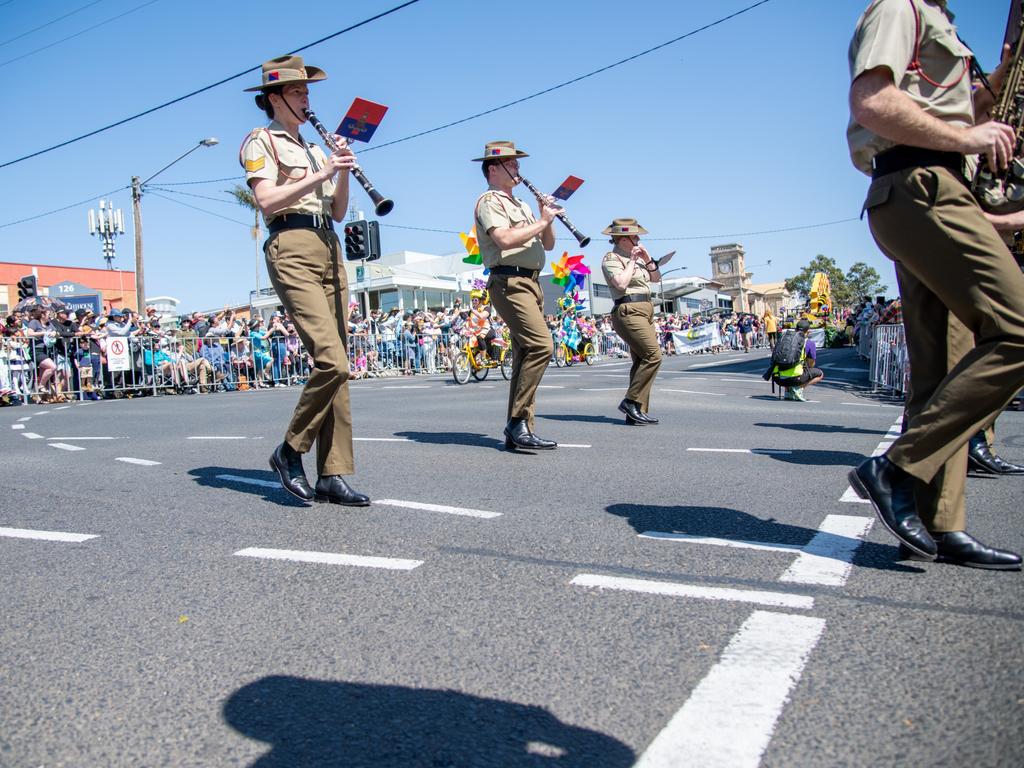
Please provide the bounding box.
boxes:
[336,98,389,143]
[551,175,584,201]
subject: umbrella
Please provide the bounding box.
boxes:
[13,295,67,313]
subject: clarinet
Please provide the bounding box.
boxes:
[303,108,394,216]
[516,174,591,247]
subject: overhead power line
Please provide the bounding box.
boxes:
[0,0,421,170]
[363,0,773,154]
[0,185,128,229]
[0,0,104,48]
[146,191,251,227]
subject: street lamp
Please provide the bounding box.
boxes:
[131,137,219,311]
[658,266,688,313]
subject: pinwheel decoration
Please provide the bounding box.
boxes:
[550,251,590,307]
[460,226,482,266]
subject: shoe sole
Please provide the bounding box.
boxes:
[934,555,1022,570]
[847,469,937,561]
[313,494,371,507]
[268,456,314,502]
[503,435,556,451]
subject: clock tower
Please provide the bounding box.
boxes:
[709,243,752,311]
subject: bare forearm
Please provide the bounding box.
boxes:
[851,76,970,153]
[541,222,555,250]
[251,173,333,217]
[331,174,350,222]
[491,218,551,250]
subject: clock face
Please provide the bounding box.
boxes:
[719,262,732,274]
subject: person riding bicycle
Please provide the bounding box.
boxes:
[467,289,497,362]
[557,296,582,358]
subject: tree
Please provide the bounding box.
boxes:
[785,255,846,301]
[227,184,263,298]
[844,261,887,305]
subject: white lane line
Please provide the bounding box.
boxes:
[354,437,412,443]
[660,389,727,397]
[545,373,581,377]
[639,532,803,553]
[217,474,279,488]
[719,378,760,383]
[117,457,162,466]
[32,411,50,415]
[11,424,24,430]
[820,366,868,373]
[188,436,248,440]
[597,374,628,378]
[780,515,874,587]
[841,402,900,408]
[559,443,592,449]
[634,611,826,768]
[382,385,432,389]
[234,547,422,570]
[374,499,501,519]
[686,361,738,369]
[47,436,118,441]
[579,388,623,392]
[570,574,813,610]
[53,405,71,411]
[0,526,98,543]
[839,486,871,504]
[21,432,43,439]
[686,448,793,455]
[841,416,903,503]
[871,441,893,457]
[17,416,31,422]
[537,385,565,389]
[49,443,85,452]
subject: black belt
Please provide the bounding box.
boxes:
[872,146,965,180]
[267,213,335,235]
[489,265,540,280]
[614,294,652,307]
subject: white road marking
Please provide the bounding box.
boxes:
[545,373,581,377]
[53,405,71,411]
[234,547,422,571]
[639,532,803,553]
[188,436,248,440]
[559,444,592,449]
[841,402,900,408]
[686,448,793,455]
[11,424,24,430]
[17,416,31,422]
[0,526,98,543]
[354,437,412,443]
[537,385,565,389]
[634,611,826,768]
[21,432,43,439]
[719,378,760,383]
[374,499,501,519]
[382,385,432,389]
[47,436,118,441]
[871,441,893,457]
[686,361,738,369]
[780,515,874,587]
[820,366,868,373]
[32,411,49,415]
[216,474,280,488]
[839,486,871,504]
[597,374,629,377]
[49,443,85,451]
[570,574,813,610]
[116,457,162,466]
[579,388,624,392]
[660,389,727,397]
[841,417,903,503]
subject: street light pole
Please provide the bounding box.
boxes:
[658,267,688,313]
[131,138,218,311]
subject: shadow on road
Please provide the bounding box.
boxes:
[188,466,308,507]
[606,503,922,574]
[753,422,888,436]
[763,449,868,466]
[394,430,508,450]
[537,414,624,426]
[222,675,635,767]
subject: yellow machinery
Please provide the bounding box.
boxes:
[807,272,832,326]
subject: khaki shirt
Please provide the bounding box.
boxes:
[847,0,974,174]
[474,187,546,270]
[601,248,651,302]
[241,120,335,224]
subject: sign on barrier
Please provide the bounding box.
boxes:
[107,338,130,372]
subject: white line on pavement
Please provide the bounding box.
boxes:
[639,532,803,553]
[32,411,49,415]
[839,486,871,504]
[49,443,85,451]
[382,385,432,389]
[686,448,793,455]
[354,437,412,443]
[374,499,501,519]
[537,385,565,389]
[544,373,581,377]
[0,526,98,543]
[11,424,24,430]
[660,389,727,397]
[559,444,592,449]
[21,432,43,439]
[597,374,629,377]
[188,436,248,440]
[570,574,813,610]
[579,388,623,392]
[217,474,279,488]
[47,436,118,440]
[17,416,31,422]
[841,402,900,408]
[117,457,162,466]
[53,405,71,411]
[234,547,423,570]
[780,515,874,587]
[719,378,760,383]
[633,611,826,768]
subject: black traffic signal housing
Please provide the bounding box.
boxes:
[17,275,37,300]
[343,219,381,262]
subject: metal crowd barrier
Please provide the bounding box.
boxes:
[869,323,907,394]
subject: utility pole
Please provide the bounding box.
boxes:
[132,176,144,312]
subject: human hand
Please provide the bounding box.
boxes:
[539,196,563,224]
[963,121,1016,172]
[324,136,357,178]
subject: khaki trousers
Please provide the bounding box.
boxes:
[866,166,1024,492]
[610,300,662,412]
[487,274,552,430]
[265,228,353,476]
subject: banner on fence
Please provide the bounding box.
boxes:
[672,323,722,353]
[107,338,130,372]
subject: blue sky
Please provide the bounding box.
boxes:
[0,0,1011,312]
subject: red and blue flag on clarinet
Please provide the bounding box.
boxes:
[336,98,389,143]
[551,175,584,201]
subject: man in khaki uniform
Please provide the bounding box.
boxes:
[242,55,368,506]
[846,0,1024,569]
[473,141,561,450]
[600,218,673,425]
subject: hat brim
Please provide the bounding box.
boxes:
[602,226,649,236]
[471,150,529,162]
[244,66,327,92]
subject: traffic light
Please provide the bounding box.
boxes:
[17,275,37,300]
[343,219,382,262]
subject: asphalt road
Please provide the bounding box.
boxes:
[2,346,1022,767]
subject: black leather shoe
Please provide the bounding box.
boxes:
[932,531,1022,570]
[991,454,1024,474]
[504,418,557,450]
[849,456,937,560]
[618,399,648,426]
[314,475,370,506]
[639,411,659,425]
[269,442,314,501]
[967,433,1002,474]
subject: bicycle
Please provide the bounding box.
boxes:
[554,340,595,367]
[452,332,512,384]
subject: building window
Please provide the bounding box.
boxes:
[593,284,612,298]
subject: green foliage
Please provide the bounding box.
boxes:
[226,184,257,211]
[785,255,889,310]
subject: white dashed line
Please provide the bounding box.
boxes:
[382,385,432,389]
[579,388,624,392]
[780,515,874,587]
[47,436,119,441]
[634,611,826,768]
[686,448,793,455]
[374,499,501,519]
[117,458,162,466]
[537,385,565,389]
[53,405,71,411]
[32,411,50,416]
[17,416,31,422]
[570,574,813,610]
[559,444,592,449]
[11,424,24,430]
[639,532,803,553]
[0,526,98,543]
[21,433,43,439]
[49,443,85,452]
[660,389,727,397]
[188,436,248,440]
[354,437,412,443]
[234,547,422,571]
[841,402,900,408]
